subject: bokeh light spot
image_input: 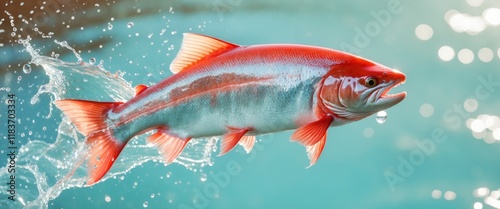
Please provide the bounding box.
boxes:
[444,191,456,200]
[471,119,486,132]
[475,187,490,197]
[464,98,478,112]
[474,202,483,209]
[472,130,487,139]
[458,48,474,64]
[483,8,500,26]
[363,128,374,138]
[466,0,483,7]
[446,10,486,35]
[432,190,442,199]
[478,48,494,62]
[484,133,496,144]
[438,46,455,61]
[419,103,434,117]
[493,128,500,140]
[415,24,433,40]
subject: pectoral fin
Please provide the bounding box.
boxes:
[291,115,333,166]
[306,135,326,167]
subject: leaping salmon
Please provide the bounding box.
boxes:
[55,33,406,185]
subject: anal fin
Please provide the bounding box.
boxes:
[219,127,251,155]
[148,128,191,164]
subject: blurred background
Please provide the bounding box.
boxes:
[1,0,500,208]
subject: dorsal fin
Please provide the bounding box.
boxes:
[169,33,239,74]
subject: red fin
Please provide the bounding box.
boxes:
[86,131,125,185]
[170,33,239,74]
[291,115,333,146]
[54,99,125,185]
[238,136,256,153]
[148,128,191,164]
[134,84,148,96]
[219,127,250,155]
[306,135,326,167]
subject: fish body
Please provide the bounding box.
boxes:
[55,34,406,185]
[114,45,350,141]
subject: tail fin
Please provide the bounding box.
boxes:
[55,99,124,185]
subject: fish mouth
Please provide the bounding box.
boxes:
[377,76,407,107]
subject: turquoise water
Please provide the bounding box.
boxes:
[1,0,500,208]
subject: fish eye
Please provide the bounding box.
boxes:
[365,77,378,87]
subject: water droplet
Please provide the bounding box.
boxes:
[200,173,207,182]
[150,193,155,198]
[376,111,387,124]
[17,76,22,81]
[104,195,111,202]
[108,23,113,30]
[143,201,148,207]
[127,22,134,28]
[89,57,96,65]
[23,64,31,73]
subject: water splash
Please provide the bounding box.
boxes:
[0,39,216,209]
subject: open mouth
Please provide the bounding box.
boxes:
[379,76,407,104]
[381,79,406,99]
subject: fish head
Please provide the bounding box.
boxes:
[319,60,406,121]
